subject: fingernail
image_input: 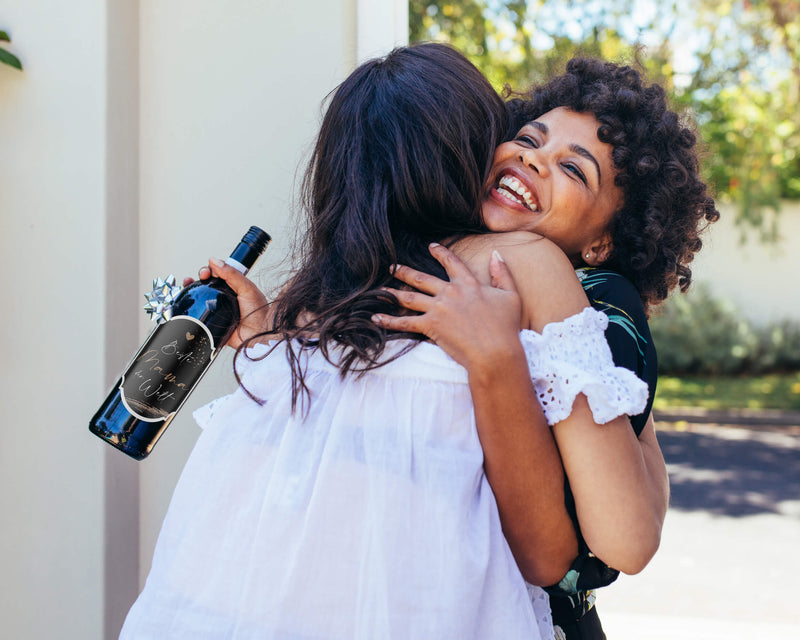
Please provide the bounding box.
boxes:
[371,314,383,325]
[492,250,505,263]
[209,257,224,268]
[429,242,441,248]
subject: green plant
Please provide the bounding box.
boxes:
[654,373,800,412]
[650,284,800,375]
[0,30,22,71]
[751,320,800,372]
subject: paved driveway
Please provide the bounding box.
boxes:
[594,422,800,639]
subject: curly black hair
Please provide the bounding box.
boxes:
[507,57,719,314]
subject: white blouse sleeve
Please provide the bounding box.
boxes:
[519,307,649,426]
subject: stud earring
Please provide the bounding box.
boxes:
[585,253,590,259]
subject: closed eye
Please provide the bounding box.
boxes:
[514,121,547,149]
[514,135,539,148]
[563,163,587,184]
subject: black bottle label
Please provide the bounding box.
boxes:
[119,316,215,421]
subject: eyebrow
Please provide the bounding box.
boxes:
[527,120,603,185]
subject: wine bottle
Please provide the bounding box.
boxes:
[89,226,271,460]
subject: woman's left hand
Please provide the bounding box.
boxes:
[372,243,523,371]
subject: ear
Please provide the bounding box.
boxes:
[582,232,613,266]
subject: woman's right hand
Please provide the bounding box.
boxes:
[372,243,525,373]
[184,258,270,350]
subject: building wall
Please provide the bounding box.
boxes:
[0,1,407,638]
[0,3,107,638]
[135,0,407,602]
[691,203,800,325]
[134,0,356,591]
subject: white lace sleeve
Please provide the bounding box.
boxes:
[519,307,648,426]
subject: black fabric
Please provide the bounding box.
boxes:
[550,598,607,640]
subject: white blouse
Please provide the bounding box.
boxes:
[121,309,646,640]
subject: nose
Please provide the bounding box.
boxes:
[518,147,550,178]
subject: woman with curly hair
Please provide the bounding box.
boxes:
[504,57,717,309]
[374,57,718,639]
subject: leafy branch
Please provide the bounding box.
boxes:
[0,30,23,71]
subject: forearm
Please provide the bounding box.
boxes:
[554,402,667,574]
[468,343,578,586]
[638,414,670,543]
[464,240,591,585]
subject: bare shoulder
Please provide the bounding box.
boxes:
[451,232,569,286]
[453,230,550,254]
[492,233,573,270]
[451,232,588,330]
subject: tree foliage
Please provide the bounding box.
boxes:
[0,30,23,71]
[410,0,800,237]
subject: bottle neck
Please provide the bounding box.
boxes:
[225,256,249,275]
[226,226,270,274]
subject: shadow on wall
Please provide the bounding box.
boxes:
[660,426,800,517]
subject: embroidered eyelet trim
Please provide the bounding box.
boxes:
[520,308,648,426]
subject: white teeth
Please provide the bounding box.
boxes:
[498,175,537,210]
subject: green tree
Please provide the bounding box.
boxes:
[409,0,800,236]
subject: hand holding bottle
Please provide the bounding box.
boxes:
[90,226,270,460]
[185,257,271,350]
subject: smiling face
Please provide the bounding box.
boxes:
[482,107,625,266]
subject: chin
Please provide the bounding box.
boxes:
[482,207,519,233]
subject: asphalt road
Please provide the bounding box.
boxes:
[592,421,800,639]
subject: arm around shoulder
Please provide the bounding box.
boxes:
[458,238,582,585]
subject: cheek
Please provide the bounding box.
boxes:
[603,182,625,213]
[596,191,623,228]
[491,142,515,166]
[553,183,590,219]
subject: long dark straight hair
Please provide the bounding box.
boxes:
[239,43,508,408]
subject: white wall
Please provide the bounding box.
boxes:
[134,0,354,588]
[0,1,407,638]
[0,2,107,639]
[691,202,800,325]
